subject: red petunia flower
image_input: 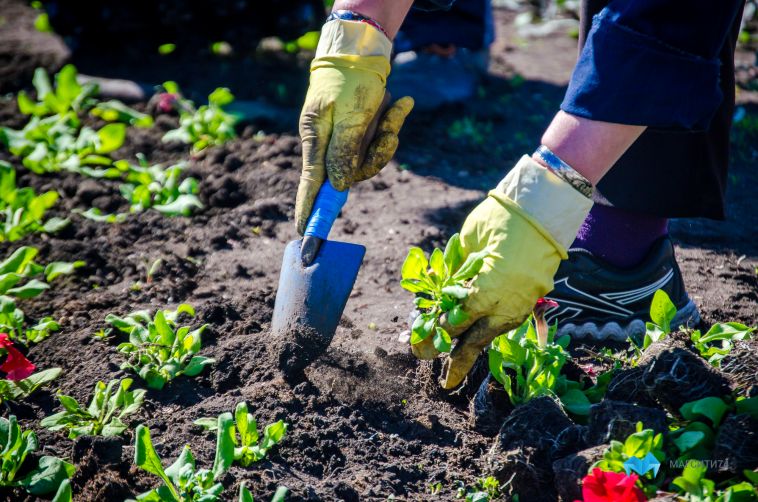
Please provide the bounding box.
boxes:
[576,468,647,502]
[533,297,559,347]
[0,333,35,381]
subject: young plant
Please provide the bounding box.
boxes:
[17,65,98,117]
[194,401,288,467]
[41,378,146,439]
[0,415,75,496]
[400,234,487,352]
[690,322,754,366]
[118,157,202,216]
[131,424,228,501]
[106,304,214,390]
[239,483,289,502]
[0,161,69,240]
[593,422,666,497]
[160,82,238,151]
[488,308,571,407]
[628,289,678,357]
[455,476,501,501]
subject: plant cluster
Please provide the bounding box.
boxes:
[194,401,288,467]
[106,304,214,390]
[455,476,501,501]
[0,161,68,241]
[0,246,84,345]
[400,234,486,352]
[118,156,203,216]
[41,378,146,439]
[160,82,238,152]
[0,415,74,497]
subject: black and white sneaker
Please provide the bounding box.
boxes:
[545,237,700,342]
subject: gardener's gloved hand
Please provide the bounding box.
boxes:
[412,155,593,389]
[296,19,415,235]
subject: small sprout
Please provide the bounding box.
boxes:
[146,258,163,283]
[158,43,176,55]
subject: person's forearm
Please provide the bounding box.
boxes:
[333,0,414,39]
[537,111,646,186]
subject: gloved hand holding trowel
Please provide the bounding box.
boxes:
[286,0,738,387]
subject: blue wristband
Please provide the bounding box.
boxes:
[304,181,348,240]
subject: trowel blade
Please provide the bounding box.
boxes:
[271,239,366,376]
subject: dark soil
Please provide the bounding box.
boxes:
[0,5,756,502]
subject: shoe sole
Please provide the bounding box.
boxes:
[556,299,701,342]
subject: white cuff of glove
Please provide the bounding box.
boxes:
[495,155,593,251]
[316,19,393,60]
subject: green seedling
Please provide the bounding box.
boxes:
[118,158,202,216]
[91,100,154,127]
[456,476,501,501]
[194,401,288,467]
[0,161,68,240]
[0,246,83,344]
[593,422,665,497]
[51,479,73,502]
[1,113,126,175]
[671,460,758,501]
[131,424,227,501]
[107,304,214,390]
[690,322,754,366]
[41,378,146,439]
[0,415,74,496]
[488,314,571,407]
[75,207,128,223]
[0,367,61,405]
[161,82,237,152]
[17,65,98,117]
[400,233,487,352]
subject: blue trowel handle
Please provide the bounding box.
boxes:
[304,180,348,239]
[300,181,348,265]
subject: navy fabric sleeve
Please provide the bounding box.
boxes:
[561,1,744,129]
[413,0,456,11]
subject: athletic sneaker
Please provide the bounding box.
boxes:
[544,237,700,342]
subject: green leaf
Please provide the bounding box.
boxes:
[672,430,706,453]
[447,304,469,327]
[212,412,235,480]
[649,290,677,333]
[559,388,592,416]
[429,248,445,278]
[95,123,126,154]
[401,247,428,281]
[208,87,234,107]
[182,356,215,377]
[239,483,254,502]
[7,279,50,299]
[432,327,452,353]
[736,397,758,419]
[0,246,39,274]
[34,12,53,33]
[21,455,75,496]
[51,479,72,502]
[44,260,85,282]
[443,233,464,274]
[134,425,177,498]
[54,65,82,110]
[271,486,289,502]
[680,396,730,427]
[158,43,176,55]
[32,67,53,100]
[193,417,218,431]
[452,250,487,282]
[441,285,469,300]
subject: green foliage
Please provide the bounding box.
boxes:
[17,65,98,117]
[0,246,83,345]
[131,425,226,502]
[0,161,68,240]
[628,289,677,358]
[400,234,486,352]
[161,82,237,152]
[447,116,493,147]
[51,479,73,502]
[1,113,126,175]
[41,378,146,439]
[91,100,154,127]
[456,476,501,501]
[672,461,758,502]
[488,316,571,407]
[593,422,665,496]
[194,401,288,467]
[0,367,61,405]
[690,322,754,366]
[117,158,203,216]
[238,483,289,502]
[106,304,214,390]
[0,415,74,496]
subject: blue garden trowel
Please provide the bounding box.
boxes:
[271,181,365,376]
[271,94,390,377]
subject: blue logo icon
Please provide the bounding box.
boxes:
[623,453,661,477]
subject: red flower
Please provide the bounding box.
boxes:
[577,469,646,502]
[534,297,559,315]
[157,92,178,113]
[583,364,598,377]
[0,333,35,381]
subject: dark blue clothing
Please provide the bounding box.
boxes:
[562,1,744,129]
[399,0,491,52]
[414,0,456,11]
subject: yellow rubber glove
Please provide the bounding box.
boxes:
[411,155,593,389]
[296,19,415,234]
